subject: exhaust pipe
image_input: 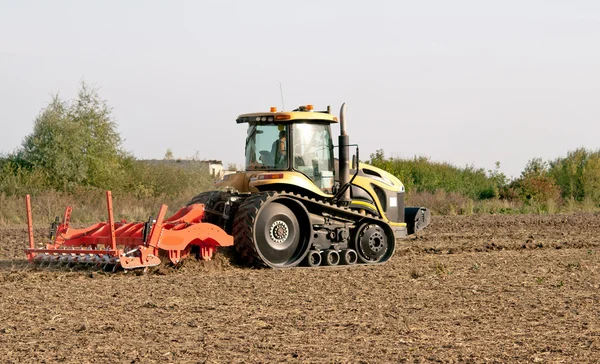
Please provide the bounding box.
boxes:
[338,103,350,203]
[339,103,347,136]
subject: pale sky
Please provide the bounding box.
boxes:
[1,1,599,178]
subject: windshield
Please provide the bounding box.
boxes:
[293,123,334,192]
[245,124,288,170]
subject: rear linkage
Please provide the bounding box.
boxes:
[24,191,233,271]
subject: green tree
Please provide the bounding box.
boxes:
[481,161,509,199]
[512,158,560,205]
[549,148,600,204]
[13,83,129,191]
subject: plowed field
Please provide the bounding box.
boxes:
[1,213,600,363]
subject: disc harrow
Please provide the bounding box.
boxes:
[25,191,234,271]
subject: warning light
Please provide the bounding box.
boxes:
[258,173,284,180]
[270,107,277,112]
[306,104,314,111]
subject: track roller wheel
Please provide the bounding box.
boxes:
[305,250,322,267]
[233,193,311,268]
[354,222,394,264]
[340,249,358,265]
[323,250,340,266]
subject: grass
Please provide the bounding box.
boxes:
[4,187,600,227]
[433,261,451,276]
[0,188,210,226]
[406,190,600,216]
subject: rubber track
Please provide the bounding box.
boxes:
[231,191,395,268]
[232,192,275,267]
[187,191,222,206]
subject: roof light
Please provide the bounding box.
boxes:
[270,107,277,112]
[306,104,314,111]
[275,115,291,121]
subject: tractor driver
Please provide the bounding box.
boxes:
[271,130,287,167]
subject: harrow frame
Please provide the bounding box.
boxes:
[25,191,234,270]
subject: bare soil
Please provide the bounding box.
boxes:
[1,213,600,363]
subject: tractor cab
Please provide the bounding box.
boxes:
[234,105,338,194]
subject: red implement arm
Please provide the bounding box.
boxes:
[25,191,234,270]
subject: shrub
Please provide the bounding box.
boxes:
[369,150,498,200]
[550,147,600,206]
[509,158,561,210]
[120,159,216,199]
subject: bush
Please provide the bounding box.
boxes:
[0,159,49,196]
[369,150,500,200]
[120,159,216,199]
[549,148,600,206]
[511,158,561,209]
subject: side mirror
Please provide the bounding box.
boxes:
[351,147,359,169]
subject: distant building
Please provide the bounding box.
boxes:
[205,160,224,178]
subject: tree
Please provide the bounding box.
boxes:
[484,161,508,199]
[13,83,129,191]
[550,147,600,203]
[512,158,560,204]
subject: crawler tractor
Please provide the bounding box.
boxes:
[25,103,430,269]
[188,103,430,268]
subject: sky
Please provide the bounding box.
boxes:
[1,0,599,178]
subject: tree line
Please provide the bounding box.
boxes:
[0,83,214,199]
[369,148,600,214]
[1,83,597,217]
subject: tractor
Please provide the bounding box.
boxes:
[188,103,430,268]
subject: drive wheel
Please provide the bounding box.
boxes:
[233,193,310,268]
[187,191,228,227]
[354,223,393,264]
[187,191,221,207]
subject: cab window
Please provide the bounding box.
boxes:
[245,124,288,170]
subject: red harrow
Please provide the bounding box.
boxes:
[24,191,234,270]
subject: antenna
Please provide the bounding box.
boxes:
[279,81,285,111]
